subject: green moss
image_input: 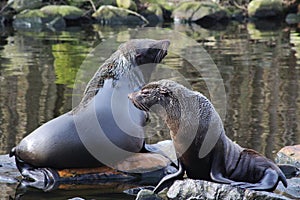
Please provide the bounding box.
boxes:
[173,1,224,22]
[15,9,46,19]
[147,4,163,17]
[40,5,84,19]
[116,0,137,11]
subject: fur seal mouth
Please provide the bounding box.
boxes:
[128,93,149,111]
[154,40,170,63]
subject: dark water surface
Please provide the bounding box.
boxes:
[1,22,300,199]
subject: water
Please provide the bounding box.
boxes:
[1,22,300,199]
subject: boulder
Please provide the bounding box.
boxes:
[171,1,228,24]
[248,0,283,18]
[276,145,300,168]
[92,5,148,25]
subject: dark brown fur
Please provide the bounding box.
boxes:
[129,79,287,192]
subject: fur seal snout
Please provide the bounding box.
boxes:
[129,79,287,192]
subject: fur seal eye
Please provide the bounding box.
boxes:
[160,88,168,95]
[141,89,151,95]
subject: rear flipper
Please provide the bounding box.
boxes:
[153,161,184,194]
[231,168,288,191]
[15,156,59,191]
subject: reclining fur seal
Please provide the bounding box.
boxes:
[10,39,170,177]
[129,79,287,192]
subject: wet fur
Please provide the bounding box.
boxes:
[129,79,287,192]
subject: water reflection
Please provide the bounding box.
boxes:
[1,22,300,198]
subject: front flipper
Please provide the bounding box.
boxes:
[210,149,234,184]
[153,161,184,194]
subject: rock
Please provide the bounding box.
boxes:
[248,0,283,19]
[167,179,290,200]
[135,189,164,200]
[0,154,19,185]
[40,5,84,20]
[10,0,43,13]
[92,5,148,25]
[285,13,300,24]
[116,0,137,11]
[12,5,84,30]
[142,4,164,24]
[276,145,300,168]
[171,1,228,25]
[13,9,66,30]
[277,177,300,199]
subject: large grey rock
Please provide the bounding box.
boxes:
[92,5,148,25]
[276,145,300,168]
[167,179,290,200]
[248,0,283,18]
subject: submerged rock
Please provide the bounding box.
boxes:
[92,5,148,25]
[248,0,283,19]
[171,1,228,25]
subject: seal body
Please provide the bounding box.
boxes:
[129,79,287,191]
[11,39,170,170]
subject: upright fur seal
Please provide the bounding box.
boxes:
[129,79,287,192]
[10,39,170,175]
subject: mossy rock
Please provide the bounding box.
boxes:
[40,5,84,20]
[14,9,46,19]
[141,3,164,24]
[172,1,228,23]
[92,5,148,25]
[11,0,43,13]
[13,9,66,29]
[248,0,283,18]
[116,0,137,12]
[139,0,175,12]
